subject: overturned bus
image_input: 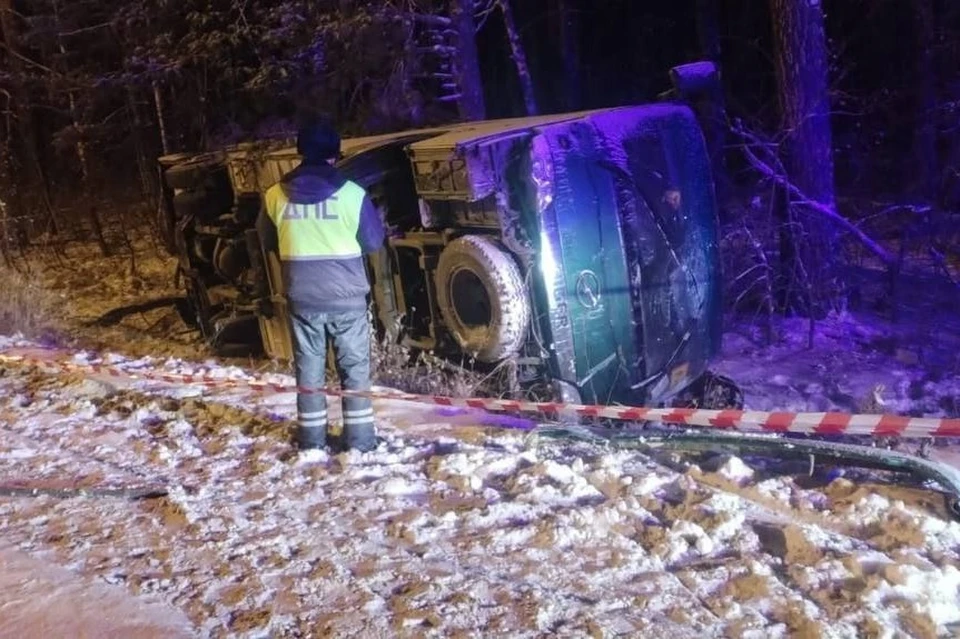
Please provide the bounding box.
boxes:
[157,71,725,408]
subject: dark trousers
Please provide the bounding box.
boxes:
[288,309,376,451]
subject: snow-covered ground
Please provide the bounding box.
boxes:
[1,233,959,637]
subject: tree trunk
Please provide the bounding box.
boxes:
[0,85,20,262]
[52,0,89,183]
[152,82,171,155]
[557,0,581,111]
[0,0,59,237]
[66,94,90,182]
[0,104,16,266]
[127,87,158,207]
[450,0,486,121]
[770,0,841,314]
[911,0,937,201]
[693,0,730,209]
[696,0,722,62]
[938,1,960,209]
[87,204,110,257]
[499,0,538,116]
[52,0,109,255]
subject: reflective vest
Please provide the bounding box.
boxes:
[264,180,367,261]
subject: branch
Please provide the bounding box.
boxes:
[0,41,62,78]
[731,121,895,267]
[410,13,452,28]
[851,203,931,230]
[929,247,960,291]
[58,22,111,37]
[474,0,499,31]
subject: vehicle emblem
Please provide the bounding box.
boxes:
[575,270,601,310]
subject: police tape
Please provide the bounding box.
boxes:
[1,350,959,438]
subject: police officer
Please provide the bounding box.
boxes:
[258,118,385,452]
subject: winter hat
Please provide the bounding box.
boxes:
[297,117,341,164]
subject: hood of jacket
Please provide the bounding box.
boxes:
[280,163,347,204]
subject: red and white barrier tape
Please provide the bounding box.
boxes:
[1,351,958,438]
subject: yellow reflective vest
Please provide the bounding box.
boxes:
[264,180,367,261]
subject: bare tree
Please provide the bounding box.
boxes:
[912,0,937,201]
[687,0,730,207]
[451,0,486,120]
[496,0,537,115]
[770,0,842,313]
[696,0,721,63]
[0,0,59,237]
[152,82,171,155]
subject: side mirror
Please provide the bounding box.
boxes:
[669,61,721,101]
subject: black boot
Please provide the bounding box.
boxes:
[296,425,326,450]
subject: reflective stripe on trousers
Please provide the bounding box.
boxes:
[288,309,376,450]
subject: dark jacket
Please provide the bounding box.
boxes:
[257,163,385,314]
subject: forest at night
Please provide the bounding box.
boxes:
[1,1,958,317]
[0,1,959,636]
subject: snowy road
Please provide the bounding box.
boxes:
[1,336,959,637]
